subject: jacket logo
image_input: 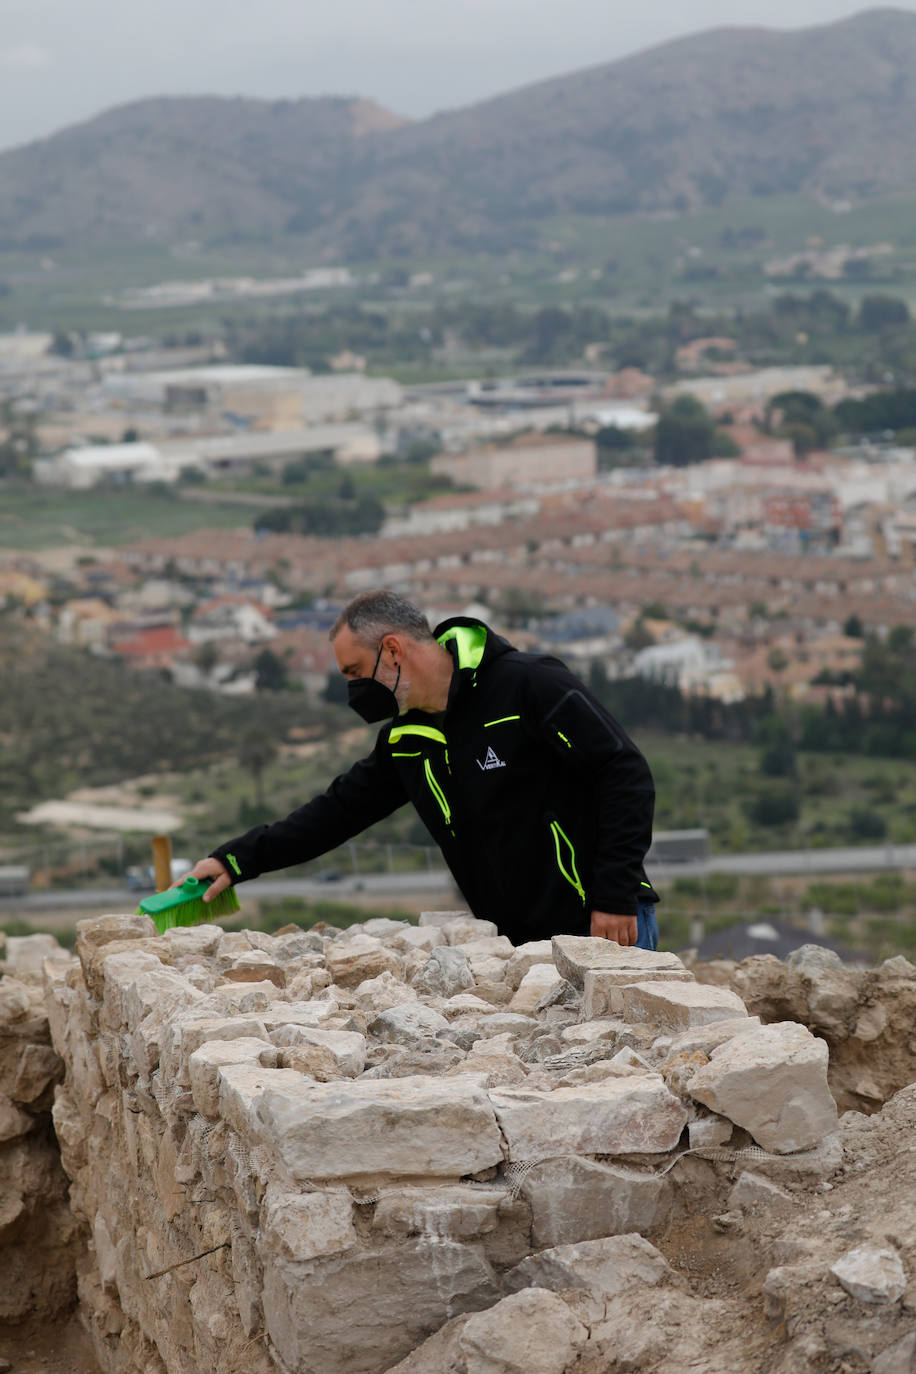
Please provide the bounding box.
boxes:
[477,746,506,771]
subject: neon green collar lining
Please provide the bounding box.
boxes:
[437,623,487,671]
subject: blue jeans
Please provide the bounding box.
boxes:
[636,901,659,951]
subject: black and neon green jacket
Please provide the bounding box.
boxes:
[211,617,658,945]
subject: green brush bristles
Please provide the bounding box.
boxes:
[137,876,240,933]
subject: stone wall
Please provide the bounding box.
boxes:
[0,933,80,1322]
[38,911,844,1374]
[692,945,916,1112]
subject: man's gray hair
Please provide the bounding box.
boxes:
[330,590,434,648]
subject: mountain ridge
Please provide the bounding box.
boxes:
[2,8,916,257]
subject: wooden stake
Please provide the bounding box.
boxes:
[152,834,173,892]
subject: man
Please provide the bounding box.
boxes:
[187,590,660,948]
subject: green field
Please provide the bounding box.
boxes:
[6,190,916,338]
[0,484,262,550]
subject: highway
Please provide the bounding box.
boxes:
[1,842,915,927]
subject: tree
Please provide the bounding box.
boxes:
[0,400,39,478]
[756,719,797,777]
[765,391,838,454]
[654,395,717,467]
[747,788,800,826]
[238,728,278,810]
[843,614,864,638]
[253,648,288,692]
[858,295,910,333]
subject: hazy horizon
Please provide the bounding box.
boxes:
[2,2,915,155]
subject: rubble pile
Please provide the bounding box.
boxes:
[37,910,850,1374]
[692,944,916,1112]
[0,933,79,1321]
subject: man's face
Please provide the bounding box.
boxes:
[333,625,410,708]
[333,625,379,683]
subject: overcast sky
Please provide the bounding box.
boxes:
[0,1,909,153]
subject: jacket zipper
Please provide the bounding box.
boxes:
[424,758,454,834]
[549,818,586,904]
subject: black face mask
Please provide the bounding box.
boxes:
[347,643,402,724]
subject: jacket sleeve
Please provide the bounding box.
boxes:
[210,736,408,883]
[520,657,655,916]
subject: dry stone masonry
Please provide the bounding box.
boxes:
[0,932,78,1324]
[17,909,859,1374]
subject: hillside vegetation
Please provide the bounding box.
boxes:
[3,11,916,256]
[0,618,324,829]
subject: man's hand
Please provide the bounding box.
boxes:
[178,857,231,902]
[590,910,638,946]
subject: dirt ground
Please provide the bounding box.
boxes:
[0,1313,101,1374]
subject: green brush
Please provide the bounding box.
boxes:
[138,876,240,933]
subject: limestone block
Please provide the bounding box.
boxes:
[560,1019,621,1046]
[160,925,223,959]
[460,937,514,960]
[687,1114,733,1148]
[441,994,495,1019]
[217,1062,307,1139]
[262,1001,339,1031]
[223,952,287,988]
[504,941,555,991]
[92,1213,119,1296]
[123,966,202,1037]
[419,909,472,924]
[688,1021,838,1154]
[873,1333,916,1374]
[442,918,500,944]
[506,1233,677,1298]
[584,967,695,1018]
[251,1075,505,1181]
[75,912,156,957]
[100,950,166,1026]
[262,1236,498,1374]
[391,926,448,954]
[489,1075,687,1162]
[190,1037,280,1117]
[261,1186,357,1264]
[727,1171,793,1214]
[785,943,844,974]
[0,979,31,1029]
[617,981,748,1031]
[218,930,260,960]
[659,1017,763,1060]
[361,917,412,938]
[518,1157,672,1248]
[472,982,514,1006]
[272,1026,366,1080]
[353,971,416,1012]
[469,957,509,984]
[469,1033,516,1057]
[368,1004,451,1046]
[412,947,475,998]
[383,1312,473,1374]
[285,970,326,1001]
[12,1043,63,1104]
[0,1094,35,1141]
[552,935,685,989]
[831,1245,906,1303]
[509,965,563,1014]
[449,1054,528,1087]
[373,1185,503,1240]
[3,934,69,981]
[458,1287,588,1374]
[474,1014,538,1039]
[326,935,404,987]
[161,1014,270,1087]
